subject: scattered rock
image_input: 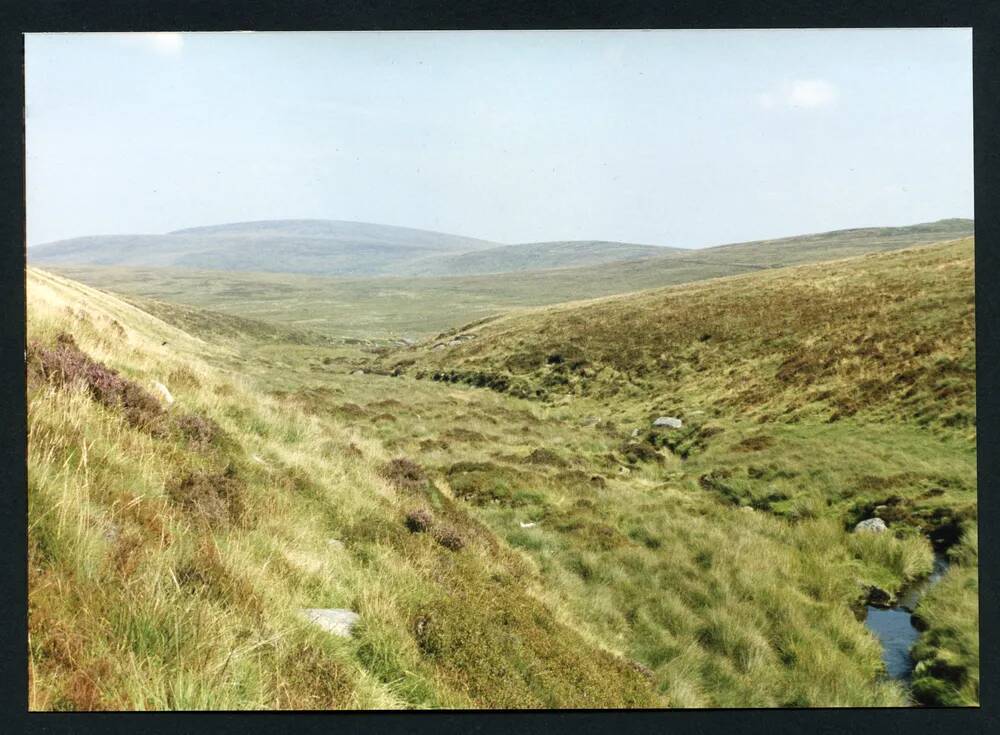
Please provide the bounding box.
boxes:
[101,522,121,543]
[854,517,888,534]
[432,343,446,351]
[153,381,174,405]
[327,539,345,551]
[519,521,537,528]
[653,416,683,429]
[299,608,360,638]
[631,428,641,438]
[740,506,755,513]
[352,370,365,376]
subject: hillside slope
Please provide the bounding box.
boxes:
[43,219,974,339]
[26,269,660,710]
[393,237,976,433]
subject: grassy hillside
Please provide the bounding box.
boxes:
[43,219,974,340]
[29,220,499,277]
[28,235,978,708]
[396,240,674,276]
[27,270,660,710]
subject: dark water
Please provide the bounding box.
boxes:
[864,552,950,681]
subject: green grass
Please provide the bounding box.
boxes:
[26,232,978,709]
[910,528,980,706]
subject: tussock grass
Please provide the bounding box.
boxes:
[910,528,980,706]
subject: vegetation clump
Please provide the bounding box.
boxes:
[405,508,434,533]
[379,457,428,493]
[433,526,466,551]
[28,333,165,431]
[167,467,247,528]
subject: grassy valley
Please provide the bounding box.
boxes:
[27,233,978,709]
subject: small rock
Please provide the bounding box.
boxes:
[352,370,365,376]
[102,522,121,543]
[653,416,683,429]
[153,381,174,405]
[299,608,360,638]
[519,521,537,528]
[448,340,462,347]
[740,506,755,513]
[854,517,888,534]
[327,539,345,551]
[432,344,446,351]
[631,428,641,438]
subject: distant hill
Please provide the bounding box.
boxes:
[30,217,971,280]
[29,219,502,277]
[396,240,676,276]
[44,218,974,339]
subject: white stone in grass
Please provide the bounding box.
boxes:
[299,608,360,638]
[153,381,174,405]
[519,521,537,529]
[652,416,682,429]
[854,517,888,534]
[327,539,345,551]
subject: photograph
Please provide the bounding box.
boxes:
[23,28,977,710]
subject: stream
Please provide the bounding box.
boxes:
[864,551,950,682]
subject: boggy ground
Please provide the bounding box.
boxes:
[26,236,978,709]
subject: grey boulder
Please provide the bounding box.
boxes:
[653,416,683,429]
[299,608,360,638]
[854,517,888,534]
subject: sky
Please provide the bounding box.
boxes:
[25,29,973,248]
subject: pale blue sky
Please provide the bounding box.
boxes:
[25,29,973,248]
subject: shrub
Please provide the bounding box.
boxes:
[29,333,165,431]
[166,468,246,528]
[434,526,466,551]
[379,458,428,493]
[174,412,223,450]
[405,508,434,533]
[524,448,567,467]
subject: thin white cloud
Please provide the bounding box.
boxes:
[117,32,185,56]
[757,79,838,110]
[787,79,837,108]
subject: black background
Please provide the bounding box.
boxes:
[0,2,996,734]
